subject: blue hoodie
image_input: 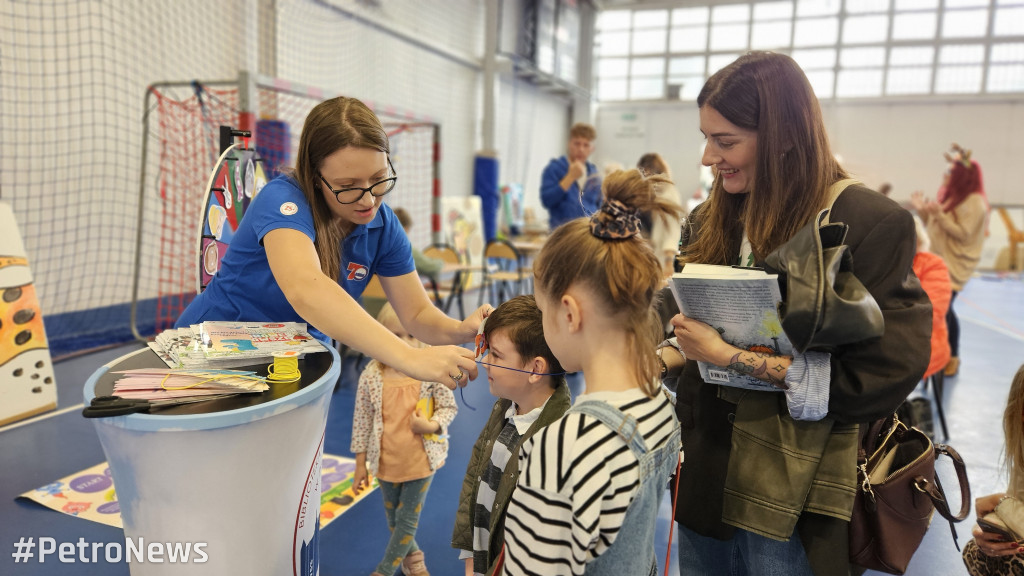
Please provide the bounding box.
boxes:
[539,156,602,230]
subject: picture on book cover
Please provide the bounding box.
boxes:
[669,264,793,391]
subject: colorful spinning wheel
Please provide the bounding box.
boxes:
[196,144,268,293]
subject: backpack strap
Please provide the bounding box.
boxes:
[821,178,861,225]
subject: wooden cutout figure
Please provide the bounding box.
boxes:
[0,202,57,426]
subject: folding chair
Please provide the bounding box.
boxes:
[423,243,466,317]
[922,371,950,441]
[479,239,532,305]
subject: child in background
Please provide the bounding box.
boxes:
[502,170,683,575]
[351,302,458,576]
[393,207,444,284]
[451,295,571,576]
[963,363,1024,574]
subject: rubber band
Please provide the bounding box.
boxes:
[159,369,266,391]
[266,352,302,384]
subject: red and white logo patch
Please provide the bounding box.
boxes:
[346,263,368,281]
[280,202,298,216]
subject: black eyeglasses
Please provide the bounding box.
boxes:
[318,157,397,205]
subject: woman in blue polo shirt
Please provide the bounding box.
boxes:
[176,97,484,388]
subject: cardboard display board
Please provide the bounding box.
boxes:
[0,202,57,426]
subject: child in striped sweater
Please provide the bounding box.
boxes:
[501,170,683,576]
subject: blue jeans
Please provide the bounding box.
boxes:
[376,475,432,575]
[677,523,814,576]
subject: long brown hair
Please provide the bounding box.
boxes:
[533,169,682,396]
[686,51,847,265]
[291,97,390,281]
[1005,364,1024,496]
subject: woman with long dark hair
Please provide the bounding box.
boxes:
[659,52,931,575]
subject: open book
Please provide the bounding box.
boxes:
[668,264,793,391]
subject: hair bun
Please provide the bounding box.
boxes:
[590,199,641,239]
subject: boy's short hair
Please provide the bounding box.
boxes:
[483,295,565,388]
[392,206,413,230]
[569,123,596,142]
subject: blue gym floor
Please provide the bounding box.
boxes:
[2,275,1021,575]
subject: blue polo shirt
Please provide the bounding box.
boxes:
[175,175,414,339]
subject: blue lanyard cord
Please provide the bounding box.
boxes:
[477,360,566,377]
[458,387,476,410]
[456,361,568,411]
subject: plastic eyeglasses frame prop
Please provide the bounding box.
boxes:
[318,156,397,205]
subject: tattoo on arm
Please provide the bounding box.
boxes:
[728,353,753,375]
[727,352,791,390]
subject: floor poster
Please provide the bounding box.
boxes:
[17,454,376,530]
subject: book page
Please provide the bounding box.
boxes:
[670,274,793,391]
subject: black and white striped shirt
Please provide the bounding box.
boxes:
[502,389,678,576]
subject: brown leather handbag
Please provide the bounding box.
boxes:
[849,414,971,575]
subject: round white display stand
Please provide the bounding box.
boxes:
[84,347,339,575]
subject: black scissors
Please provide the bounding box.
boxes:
[82,394,238,418]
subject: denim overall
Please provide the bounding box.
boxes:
[570,399,681,576]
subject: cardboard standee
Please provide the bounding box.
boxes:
[0,201,57,427]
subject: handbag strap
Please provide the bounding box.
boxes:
[821,179,861,225]
[915,444,971,523]
[913,443,972,550]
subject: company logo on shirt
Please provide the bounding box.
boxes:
[280,202,298,216]
[346,263,368,281]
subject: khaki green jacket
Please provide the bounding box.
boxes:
[718,387,859,540]
[450,383,571,574]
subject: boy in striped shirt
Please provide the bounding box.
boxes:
[452,295,570,576]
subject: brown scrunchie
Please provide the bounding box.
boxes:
[589,199,641,240]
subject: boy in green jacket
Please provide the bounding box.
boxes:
[451,295,569,576]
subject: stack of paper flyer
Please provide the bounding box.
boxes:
[148,321,325,369]
[668,264,793,392]
[112,368,269,401]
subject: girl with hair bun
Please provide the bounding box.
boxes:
[501,169,682,575]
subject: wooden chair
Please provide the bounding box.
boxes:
[423,243,466,317]
[479,239,532,305]
[996,206,1024,271]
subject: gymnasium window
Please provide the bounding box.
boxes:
[594,0,1024,102]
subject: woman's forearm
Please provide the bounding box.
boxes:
[720,347,793,389]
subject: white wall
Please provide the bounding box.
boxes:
[276,0,485,204]
[495,75,573,218]
[596,98,1024,207]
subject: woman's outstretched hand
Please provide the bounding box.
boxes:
[458,304,494,343]
[403,345,478,390]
